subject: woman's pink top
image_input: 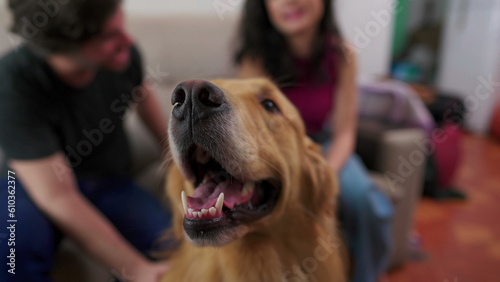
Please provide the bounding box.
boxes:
[280,43,340,135]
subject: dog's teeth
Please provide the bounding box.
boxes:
[215,193,224,214]
[241,182,255,197]
[181,191,188,213]
[202,209,208,216]
[202,174,210,184]
[188,208,194,217]
[209,207,216,216]
[198,212,203,218]
[241,184,248,196]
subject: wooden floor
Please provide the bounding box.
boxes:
[381,134,500,282]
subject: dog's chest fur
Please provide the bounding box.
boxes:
[161,217,346,282]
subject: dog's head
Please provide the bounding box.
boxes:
[167,78,337,247]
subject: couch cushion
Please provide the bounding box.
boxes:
[370,172,404,204]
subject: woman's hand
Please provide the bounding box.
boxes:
[326,45,359,174]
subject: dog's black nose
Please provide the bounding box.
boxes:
[171,80,227,122]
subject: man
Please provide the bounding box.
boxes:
[0,0,171,281]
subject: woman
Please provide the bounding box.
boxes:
[234,1,393,281]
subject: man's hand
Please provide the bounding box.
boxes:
[130,261,170,282]
[9,153,157,281]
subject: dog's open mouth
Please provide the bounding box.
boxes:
[180,145,280,243]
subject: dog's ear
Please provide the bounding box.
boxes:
[300,136,338,217]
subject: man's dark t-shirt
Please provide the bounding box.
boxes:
[0,45,143,178]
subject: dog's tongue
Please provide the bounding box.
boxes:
[187,181,246,210]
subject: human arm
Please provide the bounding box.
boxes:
[9,153,169,281]
[134,83,171,165]
[325,53,359,173]
[129,44,170,164]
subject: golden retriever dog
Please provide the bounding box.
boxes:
[162,78,347,282]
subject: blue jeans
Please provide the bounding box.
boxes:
[0,176,172,282]
[337,155,393,282]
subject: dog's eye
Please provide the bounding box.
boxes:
[261,99,280,114]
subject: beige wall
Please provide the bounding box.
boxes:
[0,0,395,78]
[122,0,395,78]
[124,0,241,16]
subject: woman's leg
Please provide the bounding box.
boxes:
[0,178,63,282]
[338,155,393,282]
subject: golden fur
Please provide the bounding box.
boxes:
[162,78,347,282]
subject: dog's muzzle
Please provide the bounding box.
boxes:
[168,80,281,246]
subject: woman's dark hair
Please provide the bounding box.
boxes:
[234,0,345,84]
[8,0,122,55]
